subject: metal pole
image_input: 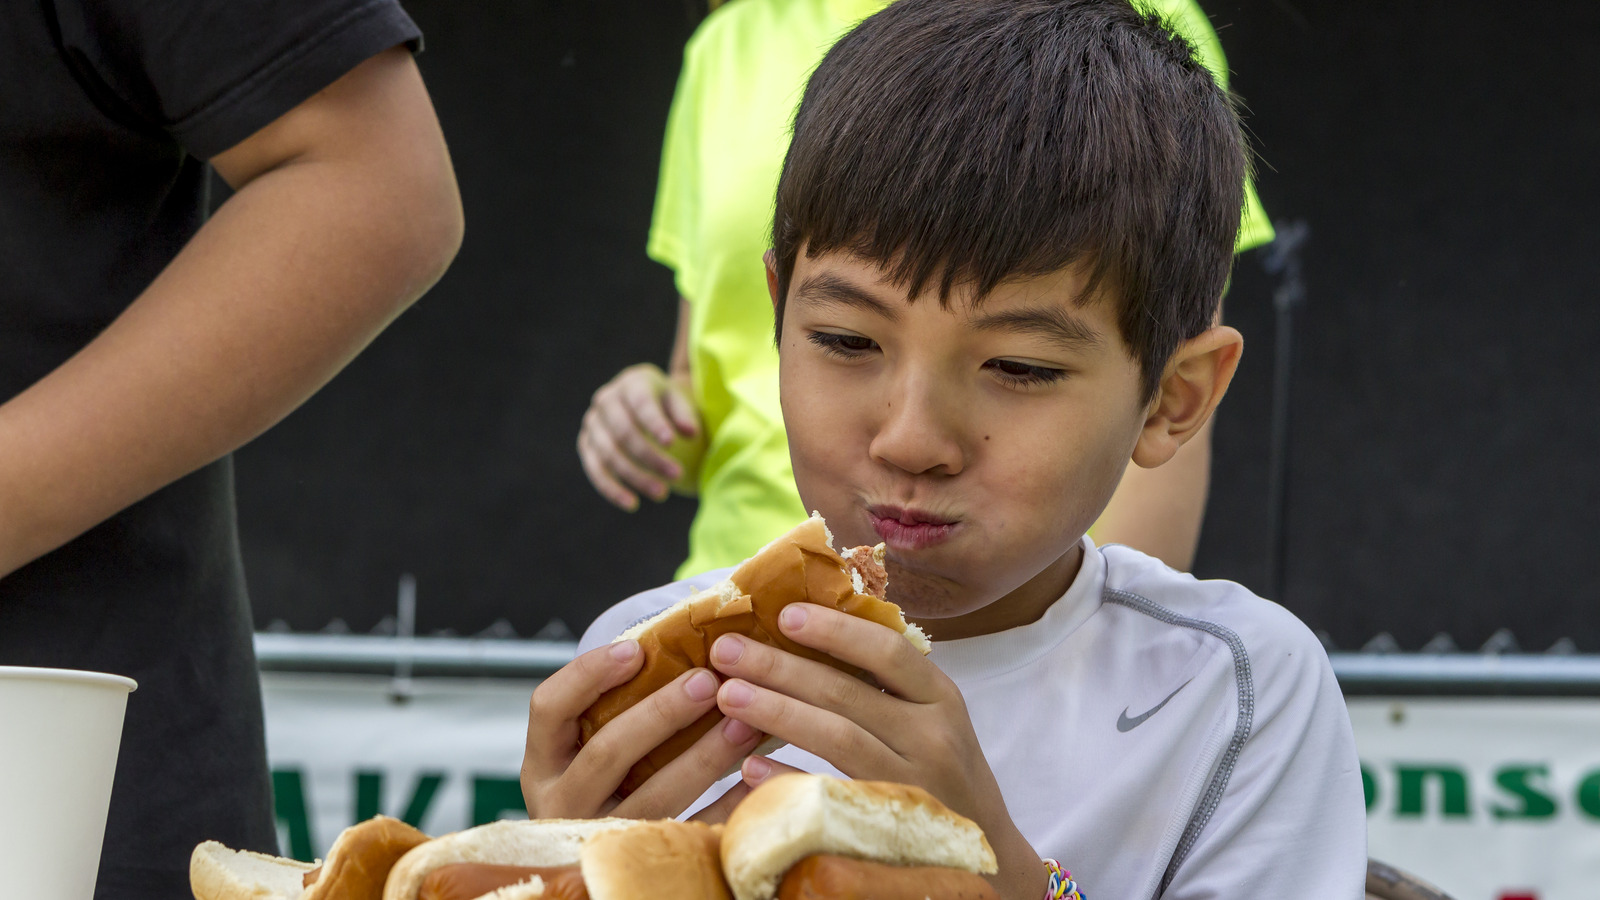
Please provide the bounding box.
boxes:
[1260,220,1309,602]
[391,573,418,703]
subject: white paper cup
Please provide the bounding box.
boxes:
[0,666,137,900]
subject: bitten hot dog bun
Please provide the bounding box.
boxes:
[399,819,731,900]
[579,513,930,798]
[190,815,429,900]
[382,818,632,900]
[721,774,999,900]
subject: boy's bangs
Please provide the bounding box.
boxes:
[778,37,1124,308]
[773,0,1248,399]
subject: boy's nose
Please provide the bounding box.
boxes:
[867,375,967,477]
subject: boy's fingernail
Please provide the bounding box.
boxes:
[780,604,808,630]
[711,635,744,666]
[685,670,718,701]
[743,755,772,785]
[721,680,755,708]
[610,640,639,663]
[723,717,758,744]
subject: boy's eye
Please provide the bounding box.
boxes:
[985,358,1067,387]
[807,331,878,356]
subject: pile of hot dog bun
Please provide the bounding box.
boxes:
[191,773,1000,900]
[194,516,986,899]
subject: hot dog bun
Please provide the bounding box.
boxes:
[382,818,632,900]
[190,816,429,900]
[402,820,730,900]
[581,820,732,900]
[189,842,315,900]
[579,513,929,798]
[308,816,431,900]
[720,774,998,900]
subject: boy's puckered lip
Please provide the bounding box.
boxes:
[867,504,960,551]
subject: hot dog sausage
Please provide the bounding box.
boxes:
[418,863,589,900]
[777,855,1000,900]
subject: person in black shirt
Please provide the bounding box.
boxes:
[0,1,463,896]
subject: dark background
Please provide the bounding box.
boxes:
[236,0,1600,651]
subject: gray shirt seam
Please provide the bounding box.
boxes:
[1102,589,1256,899]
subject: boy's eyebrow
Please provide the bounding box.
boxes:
[970,306,1104,351]
[792,273,901,320]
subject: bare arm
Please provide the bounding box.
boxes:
[1093,416,1214,571]
[0,47,463,579]
[668,296,693,390]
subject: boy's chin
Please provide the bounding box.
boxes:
[882,563,989,622]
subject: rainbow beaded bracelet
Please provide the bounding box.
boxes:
[1042,858,1085,900]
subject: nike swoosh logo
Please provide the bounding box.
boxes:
[1117,679,1193,732]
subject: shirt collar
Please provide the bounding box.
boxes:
[928,536,1107,680]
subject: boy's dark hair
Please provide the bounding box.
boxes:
[772,0,1249,401]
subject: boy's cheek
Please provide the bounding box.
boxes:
[786,446,856,533]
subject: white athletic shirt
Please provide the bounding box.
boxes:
[579,538,1368,899]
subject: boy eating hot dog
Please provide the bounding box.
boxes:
[521,1,1367,897]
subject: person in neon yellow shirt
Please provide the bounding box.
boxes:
[577,0,1272,579]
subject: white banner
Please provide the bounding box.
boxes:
[1350,697,1600,900]
[262,672,536,861]
[262,675,1600,899]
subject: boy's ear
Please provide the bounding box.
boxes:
[1130,325,1244,469]
[764,249,780,311]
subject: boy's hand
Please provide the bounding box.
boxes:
[578,363,703,510]
[521,639,763,820]
[707,605,1049,900]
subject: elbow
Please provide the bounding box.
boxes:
[403,158,465,300]
[428,160,466,283]
[355,129,464,312]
